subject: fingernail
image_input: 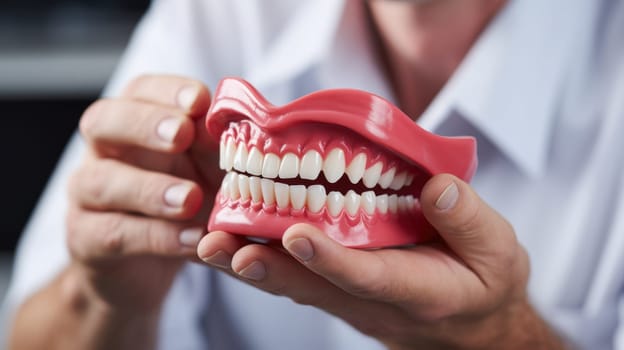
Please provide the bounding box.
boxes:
[237,261,266,281]
[157,118,182,143]
[202,250,231,269]
[177,85,199,110]
[164,183,192,208]
[286,238,314,262]
[436,182,459,210]
[179,227,203,247]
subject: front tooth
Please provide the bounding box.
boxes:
[361,191,376,215]
[398,196,407,212]
[390,172,407,190]
[326,191,345,217]
[219,140,226,170]
[300,150,322,180]
[306,185,326,213]
[233,142,248,172]
[279,153,300,179]
[221,172,232,198]
[229,173,240,200]
[224,138,236,171]
[344,190,361,216]
[274,183,290,209]
[249,176,262,203]
[289,185,306,210]
[378,167,396,189]
[238,174,250,201]
[388,194,398,214]
[346,153,366,184]
[262,153,280,178]
[362,162,383,188]
[246,147,264,176]
[323,148,346,183]
[260,179,275,205]
[376,194,388,214]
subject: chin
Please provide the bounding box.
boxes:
[205,78,477,248]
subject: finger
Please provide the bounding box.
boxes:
[196,231,250,269]
[122,74,211,117]
[66,206,205,262]
[69,158,203,219]
[80,99,195,154]
[419,174,520,280]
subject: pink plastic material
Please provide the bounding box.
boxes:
[206,78,477,248]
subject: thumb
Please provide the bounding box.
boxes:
[420,174,518,277]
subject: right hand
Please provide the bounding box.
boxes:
[66,75,217,315]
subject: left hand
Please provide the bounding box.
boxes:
[197,174,555,349]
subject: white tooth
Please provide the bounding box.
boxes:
[378,167,396,189]
[219,139,226,170]
[274,182,290,209]
[405,195,415,211]
[260,179,275,205]
[279,153,300,179]
[262,153,280,178]
[289,185,306,210]
[233,142,248,172]
[388,194,398,214]
[300,150,323,180]
[224,138,236,171]
[249,176,262,203]
[326,191,345,217]
[390,172,407,190]
[323,148,346,183]
[221,173,232,198]
[398,196,407,212]
[376,194,388,214]
[361,191,376,215]
[237,174,250,201]
[405,173,415,186]
[362,162,383,188]
[306,185,326,213]
[246,147,264,176]
[346,153,367,184]
[344,190,361,216]
[229,173,240,200]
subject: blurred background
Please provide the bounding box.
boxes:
[0,0,150,324]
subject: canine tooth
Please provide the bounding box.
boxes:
[323,148,346,183]
[378,167,396,189]
[362,162,383,188]
[326,191,345,217]
[279,153,300,179]
[388,194,398,214]
[361,191,376,215]
[249,176,262,203]
[260,179,275,205]
[405,173,415,186]
[238,174,250,201]
[224,138,236,171]
[405,195,415,210]
[274,183,290,209]
[289,185,306,210]
[233,142,248,172]
[229,173,240,200]
[300,150,322,180]
[262,153,280,178]
[306,185,326,213]
[390,172,407,190]
[398,196,407,212]
[246,147,264,176]
[219,140,226,170]
[376,194,388,214]
[344,190,361,216]
[346,153,366,184]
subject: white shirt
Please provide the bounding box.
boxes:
[4,0,624,349]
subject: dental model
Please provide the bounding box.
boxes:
[206,78,477,248]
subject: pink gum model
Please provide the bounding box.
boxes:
[206,78,477,248]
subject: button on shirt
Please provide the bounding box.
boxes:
[4,0,624,349]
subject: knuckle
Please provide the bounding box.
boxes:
[98,215,125,256]
[79,161,112,208]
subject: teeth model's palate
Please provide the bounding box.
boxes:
[218,132,419,218]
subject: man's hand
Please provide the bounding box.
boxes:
[197,174,564,349]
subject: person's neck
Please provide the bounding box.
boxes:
[367,0,506,119]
